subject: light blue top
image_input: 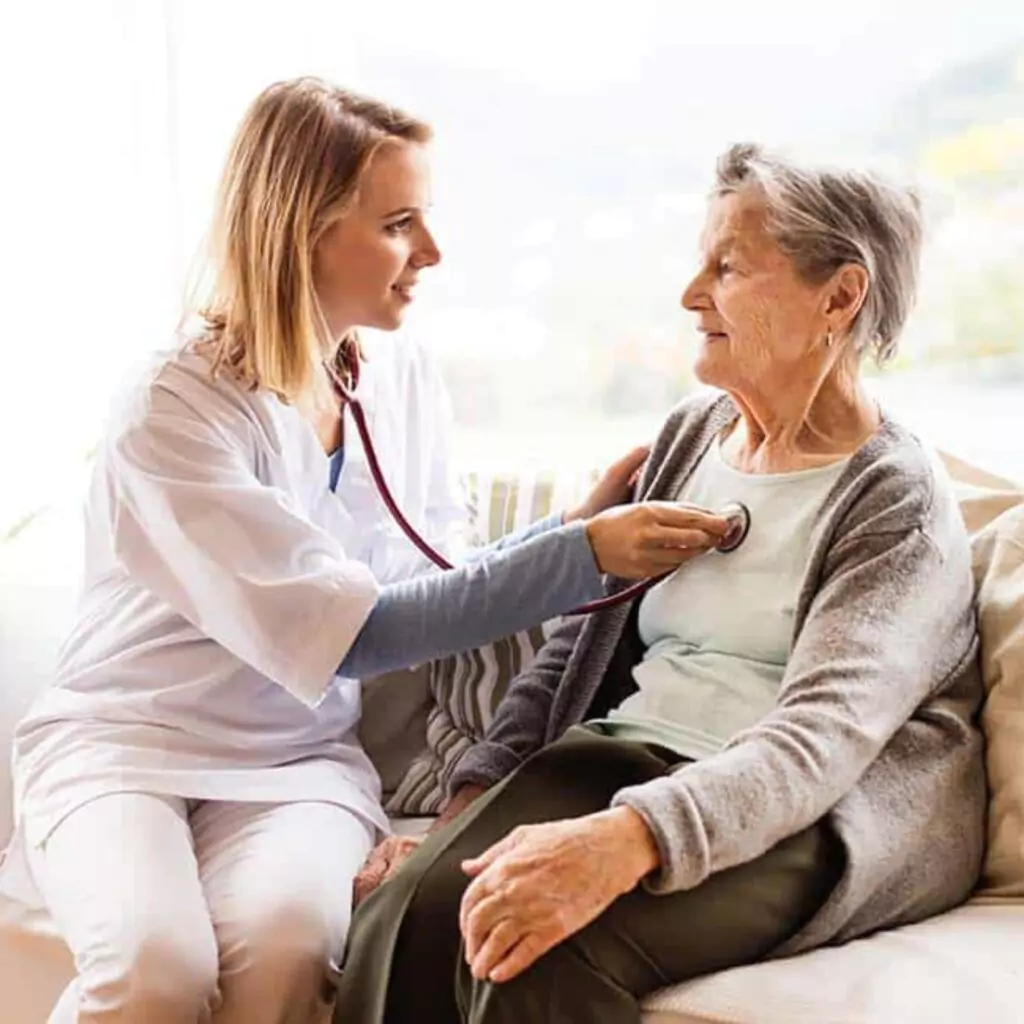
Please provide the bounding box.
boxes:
[328,445,345,493]
[595,435,849,759]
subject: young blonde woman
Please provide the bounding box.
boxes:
[0,79,730,1023]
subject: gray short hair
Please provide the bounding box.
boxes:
[713,143,923,364]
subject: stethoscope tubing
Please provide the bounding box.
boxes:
[341,382,749,617]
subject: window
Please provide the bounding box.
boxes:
[2,1,1021,536]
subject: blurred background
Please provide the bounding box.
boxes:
[1,0,1022,536]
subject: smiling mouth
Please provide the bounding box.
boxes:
[392,284,415,301]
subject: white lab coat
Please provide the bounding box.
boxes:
[2,334,468,901]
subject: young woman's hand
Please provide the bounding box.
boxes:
[352,784,488,907]
[585,501,731,579]
[352,835,424,907]
[430,783,488,833]
[563,445,651,523]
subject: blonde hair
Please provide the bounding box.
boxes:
[193,77,431,404]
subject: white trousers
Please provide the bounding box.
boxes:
[28,793,374,1024]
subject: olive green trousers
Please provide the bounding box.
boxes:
[332,727,843,1024]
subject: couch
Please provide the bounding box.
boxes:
[2,451,1023,1024]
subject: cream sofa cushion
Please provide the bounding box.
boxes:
[641,901,1024,1024]
[971,501,1024,896]
[935,453,1024,898]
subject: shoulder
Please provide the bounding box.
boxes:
[830,413,965,547]
[103,343,268,461]
[653,389,734,445]
[647,389,735,461]
[661,388,733,431]
[633,390,736,497]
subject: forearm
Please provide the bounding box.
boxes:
[361,508,560,582]
[461,512,564,563]
[337,521,601,680]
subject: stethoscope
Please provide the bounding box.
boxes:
[330,344,751,615]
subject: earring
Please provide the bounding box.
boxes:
[825,330,834,348]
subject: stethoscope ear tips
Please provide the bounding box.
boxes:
[716,501,751,553]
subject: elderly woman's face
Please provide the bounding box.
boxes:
[682,191,828,396]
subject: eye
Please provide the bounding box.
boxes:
[385,216,414,236]
[716,259,733,277]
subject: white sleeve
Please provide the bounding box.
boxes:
[106,386,380,707]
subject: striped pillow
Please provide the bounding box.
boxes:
[384,467,598,816]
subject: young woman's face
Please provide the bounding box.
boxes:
[314,141,441,335]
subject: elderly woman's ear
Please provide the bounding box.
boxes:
[822,262,871,344]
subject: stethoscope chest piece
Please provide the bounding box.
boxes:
[717,501,752,553]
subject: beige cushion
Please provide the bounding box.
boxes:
[641,900,1024,1024]
[971,501,1024,896]
[932,452,1024,897]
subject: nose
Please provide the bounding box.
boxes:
[415,225,442,269]
[681,264,709,312]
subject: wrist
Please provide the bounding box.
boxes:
[434,783,487,830]
[605,805,661,884]
[562,503,588,525]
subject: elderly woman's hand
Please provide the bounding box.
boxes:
[458,807,660,983]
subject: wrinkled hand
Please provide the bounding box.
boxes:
[352,835,424,908]
[585,501,731,579]
[565,445,651,522]
[458,807,660,984]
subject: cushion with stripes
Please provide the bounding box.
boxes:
[384,467,598,815]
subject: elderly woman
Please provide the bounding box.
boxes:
[332,143,986,1024]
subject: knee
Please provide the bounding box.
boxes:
[78,923,219,1019]
[222,901,340,1001]
[254,902,336,965]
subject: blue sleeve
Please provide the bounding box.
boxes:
[461,512,564,563]
[337,519,602,679]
